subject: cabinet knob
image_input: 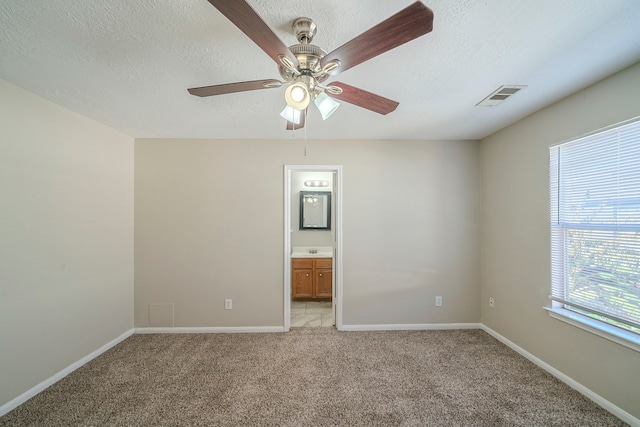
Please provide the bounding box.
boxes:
[306,273,309,277]
[319,273,322,277]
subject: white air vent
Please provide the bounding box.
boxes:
[476,85,527,107]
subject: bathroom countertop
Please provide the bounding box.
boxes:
[291,246,333,258]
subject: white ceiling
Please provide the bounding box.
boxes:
[1,0,640,140]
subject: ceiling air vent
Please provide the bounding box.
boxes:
[476,85,527,107]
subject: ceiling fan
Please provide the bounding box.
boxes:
[188,1,434,129]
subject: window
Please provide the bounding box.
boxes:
[549,117,640,349]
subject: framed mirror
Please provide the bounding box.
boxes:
[300,191,331,230]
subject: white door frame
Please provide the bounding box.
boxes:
[284,165,343,331]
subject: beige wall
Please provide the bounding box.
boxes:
[135,139,481,327]
[480,61,640,418]
[0,80,134,407]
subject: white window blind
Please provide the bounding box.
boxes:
[550,118,640,335]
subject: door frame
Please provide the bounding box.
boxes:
[284,165,343,331]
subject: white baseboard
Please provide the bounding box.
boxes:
[0,328,134,417]
[135,326,285,334]
[480,325,639,427]
[340,323,482,331]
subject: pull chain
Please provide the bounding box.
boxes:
[304,111,308,156]
[288,111,308,156]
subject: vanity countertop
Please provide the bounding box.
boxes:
[291,246,333,258]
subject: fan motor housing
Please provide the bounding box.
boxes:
[278,44,329,83]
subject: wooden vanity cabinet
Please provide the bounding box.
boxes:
[291,259,314,299]
[313,258,333,299]
[292,258,332,300]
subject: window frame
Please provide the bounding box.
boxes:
[547,117,640,352]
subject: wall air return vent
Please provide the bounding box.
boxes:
[476,85,527,107]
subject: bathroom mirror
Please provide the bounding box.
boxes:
[300,191,331,230]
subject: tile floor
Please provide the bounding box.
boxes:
[291,300,334,327]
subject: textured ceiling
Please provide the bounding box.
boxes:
[1,0,640,140]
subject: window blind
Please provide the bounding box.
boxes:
[549,118,640,334]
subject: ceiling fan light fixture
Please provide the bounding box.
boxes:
[314,92,340,120]
[280,105,302,124]
[190,2,434,130]
[285,82,310,110]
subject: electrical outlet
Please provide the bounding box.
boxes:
[225,299,232,310]
[435,296,442,307]
[489,297,495,309]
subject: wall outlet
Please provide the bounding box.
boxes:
[225,299,232,310]
[489,297,495,309]
[435,296,443,307]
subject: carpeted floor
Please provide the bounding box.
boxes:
[0,328,627,426]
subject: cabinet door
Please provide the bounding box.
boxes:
[314,268,333,299]
[292,269,313,299]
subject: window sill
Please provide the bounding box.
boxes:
[544,307,640,353]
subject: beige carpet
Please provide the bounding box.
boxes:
[0,328,627,426]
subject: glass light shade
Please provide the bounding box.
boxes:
[314,92,340,120]
[280,105,302,124]
[284,82,310,110]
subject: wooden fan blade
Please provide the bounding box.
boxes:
[206,0,298,67]
[329,82,399,115]
[188,79,281,97]
[320,2,433,74]
[286,109,306,130]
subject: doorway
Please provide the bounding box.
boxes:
[284,165,343,331]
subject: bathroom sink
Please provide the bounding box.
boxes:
[291,246,333,258]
